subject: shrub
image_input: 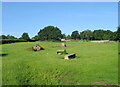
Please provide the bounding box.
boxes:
[0,39,27,44]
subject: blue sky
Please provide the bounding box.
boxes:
[2,2,118,38]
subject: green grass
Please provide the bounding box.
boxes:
[1,41,118,85]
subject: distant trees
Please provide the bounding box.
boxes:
[116,27,120,41]
[67,35,71,39]
[61,33,67,39]
[38,26,62,41]
[0,35,17,39]
[6,35,17,39]
[93,30,104,40]
[80,30,93,40]
[78,29,117,41]
[21,33,30,41]
[1,25,120,42]
[92,30,113,40]
[111,31,117,41]
[0,35,26,44]
[0,35,7,39]
[101,30,112,40]
[71,31,80,40]
[31,35,39,41]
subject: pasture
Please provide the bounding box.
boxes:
[1,41,118,85]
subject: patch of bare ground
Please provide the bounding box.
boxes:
[95,80,105,84]
[58,76,80,84]
[105,83,118,86]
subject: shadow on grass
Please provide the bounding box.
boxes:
[26,47,33,51]
[0,54,8,57]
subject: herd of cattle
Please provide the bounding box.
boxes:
[32,43,76,60]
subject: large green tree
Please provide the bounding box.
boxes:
[93,30,104,40]
[21,33,30,41]
[71,31,80,40]
[102,30,113,40]
[93,30,114,40]
[80,30,93,40]
[38,26,62,41]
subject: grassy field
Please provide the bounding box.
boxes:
[1,41,118,85]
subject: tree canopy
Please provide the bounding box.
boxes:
[61,33,67,39]
[31,35,39,41]
[116,27,120,41]
[71,31,80,40]
[21,33,30,41]
[67,35,71,39]
[80,30,93,40]
[38,26,62,41]
[92,30,114,40]
[0,35,17,39]
[1,25,119,42]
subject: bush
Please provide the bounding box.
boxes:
[0,39,27,44]
[0,39,39,44]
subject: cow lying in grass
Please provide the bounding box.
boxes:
[33,44,44,51]
[64,54,76,60]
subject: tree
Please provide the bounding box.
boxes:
[93,30,105,40]
[110,31,117,41]
[67,35,71,39]
[93,30,114,40]
[38,26,62,41]
[21,33,30,41]
[0,35,7,39]
[6,35,17,39]
[80,30,93,40]
[103,30,114,40]
[116,27,120,41]
[31,35,39,40]
[61,33,67,39]
[71,31,80,40]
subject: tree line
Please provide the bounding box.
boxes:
[1,26,120,43]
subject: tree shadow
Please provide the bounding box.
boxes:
[0,54,8,57]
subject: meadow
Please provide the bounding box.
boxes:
[1,41,118,85]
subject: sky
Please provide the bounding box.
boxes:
[2,2,118,38]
